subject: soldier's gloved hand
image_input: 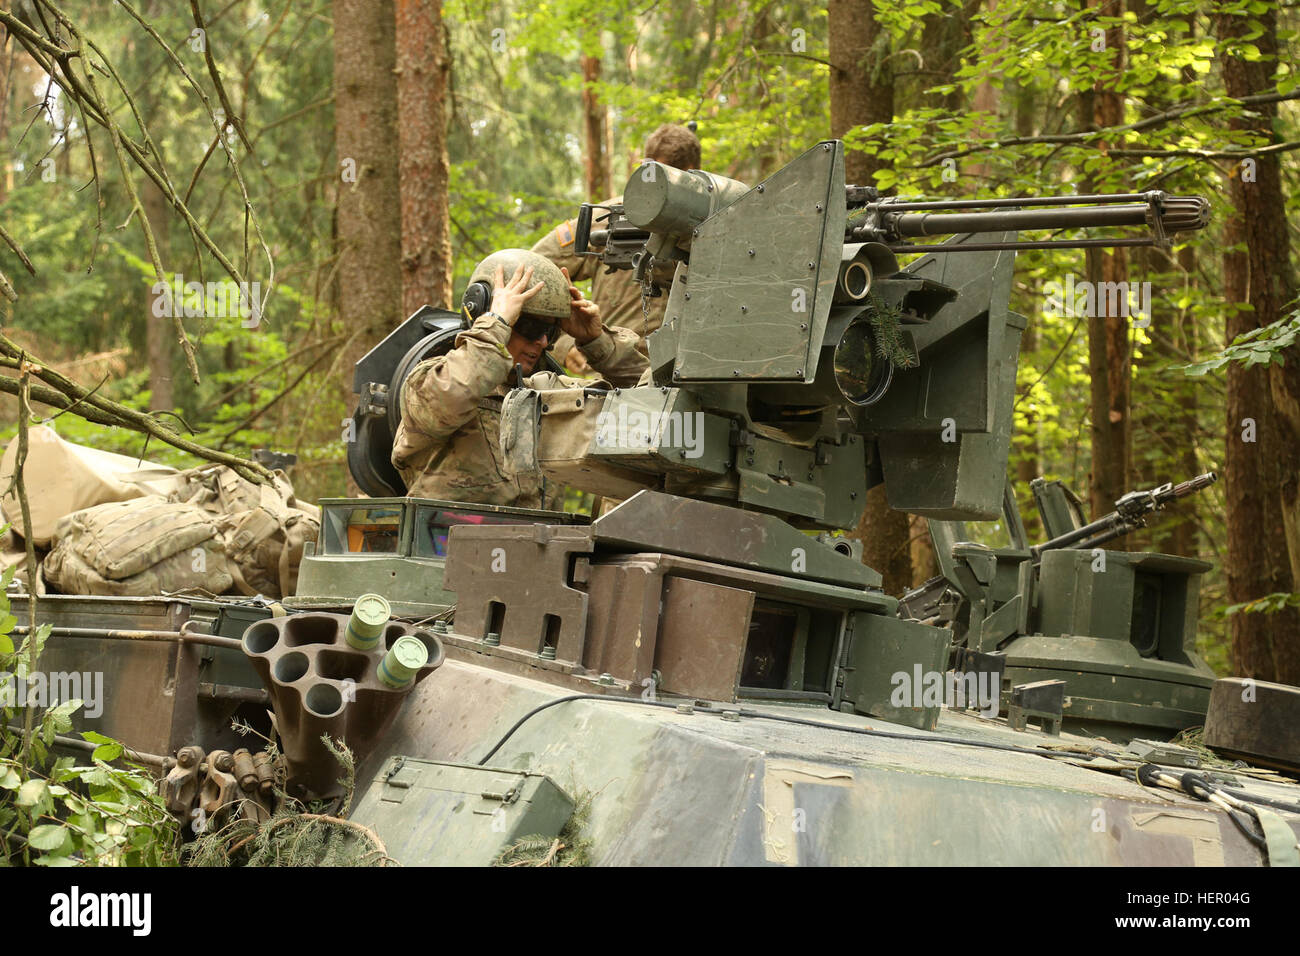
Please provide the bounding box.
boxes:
[559,266,602,345]
[489,264,546,326]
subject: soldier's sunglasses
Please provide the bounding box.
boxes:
[514,315,561,346]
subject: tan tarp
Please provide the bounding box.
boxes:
[0,528,35,586]
[2,429,319,600]
[0,425,179,547]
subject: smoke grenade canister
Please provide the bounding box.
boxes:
[378,636,430,688]
[346,593,391,651]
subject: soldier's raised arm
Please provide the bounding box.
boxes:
[558,267,648,387]
[392,264,547,474]
[396,316,513,448]
[577,326,649,388]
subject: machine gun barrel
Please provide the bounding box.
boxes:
[849,191,1209,252]
[1029,472,1217,559]
[1153,470,1219,505]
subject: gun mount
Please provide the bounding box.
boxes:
[510,140,1209,530]
[347,141,1209,528]
[900,474,1222,740]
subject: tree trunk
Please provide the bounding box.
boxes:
[747,7,782,182]
[1129,242,1201,557]
[1128,5,1199,556]
[910,514,939,583]
[334,0,403,486]
[581,53,610,201]
[136,0,174,412]
[829,0,911,594]
[828,0,895,174]
[1015,321,1041,537]
[1083,0,1130,524]
[395,0,454,315]
[1216,6,1300,683]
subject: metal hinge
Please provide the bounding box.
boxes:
[472,782,522,815]
[480,785,521,805]
[380,758,419,803]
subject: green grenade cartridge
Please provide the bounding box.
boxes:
[346,593,391,651]
[378,635,430,688]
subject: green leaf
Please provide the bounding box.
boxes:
[27,824,71,852]
[43,699,81,735]
[79,767,113,788]
[0,765,19,790]
[15,623,51,678]
[16,778,47,808]
[92,742,124,762]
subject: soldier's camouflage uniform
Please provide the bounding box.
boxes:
[531,196,669,359]
[391,312,648,508]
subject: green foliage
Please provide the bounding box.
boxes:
[1221,591,1300,617]
[493,786,593,867]
[865,296,919,369]
[1182,302,1300,376]
[1,0,347,497]
[0,562,179,866]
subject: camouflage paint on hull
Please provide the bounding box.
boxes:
[356,659,1298,866]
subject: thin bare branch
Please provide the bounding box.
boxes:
[0,335,272,483]
[0,223,37,276]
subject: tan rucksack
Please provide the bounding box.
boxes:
[43,497,233,596]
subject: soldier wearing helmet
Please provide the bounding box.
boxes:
[533,123,702,372]
[391,249,647,507]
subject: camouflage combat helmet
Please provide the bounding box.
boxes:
[467,249,570,321]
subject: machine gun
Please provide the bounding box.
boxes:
[900,471,1222,738]
[844,190,1209,252]
[577,178,1209,291]
[540,140,1210,529]
[1028,472,1218,559]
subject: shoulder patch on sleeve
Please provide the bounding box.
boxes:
[556,221,575,248]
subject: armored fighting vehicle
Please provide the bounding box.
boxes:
[12,141,1300,866]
